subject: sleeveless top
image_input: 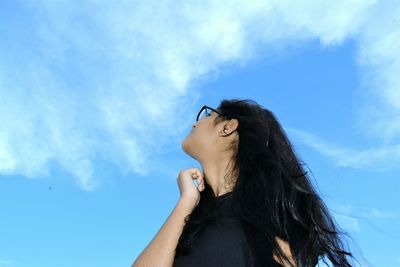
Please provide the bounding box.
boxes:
[172,191,282,267]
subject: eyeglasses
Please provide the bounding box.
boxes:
[195,105,226,122]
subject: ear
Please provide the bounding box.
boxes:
[222,118,239,134]
[272,236,297,267]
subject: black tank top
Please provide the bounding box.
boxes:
[173,191,282,267]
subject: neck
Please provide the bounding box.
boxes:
[200,157,237,197]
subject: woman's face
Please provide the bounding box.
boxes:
[181,110,220,161]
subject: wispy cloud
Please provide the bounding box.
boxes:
[287,128,400,171]
[0,259,13,266]
[330,202,398,233]
[335,213,361,233]
[0,1,399,189]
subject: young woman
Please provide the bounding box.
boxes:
[133,99,356,267]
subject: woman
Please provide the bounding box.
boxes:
[133,99,356,267]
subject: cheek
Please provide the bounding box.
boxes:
[189,131,209,149]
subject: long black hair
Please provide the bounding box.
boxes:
[175,98,358,266]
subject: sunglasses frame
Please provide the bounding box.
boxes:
[195,105,226,122]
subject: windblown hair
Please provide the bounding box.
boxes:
[175,99,357,266]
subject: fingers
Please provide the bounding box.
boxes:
[191,168,205,191]
[191,172,199,184]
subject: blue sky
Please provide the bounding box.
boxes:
[1,1,399,266]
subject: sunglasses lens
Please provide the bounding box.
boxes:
[198,107,211,121]
[199,109,206,120]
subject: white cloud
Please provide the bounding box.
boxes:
[0,0,399,189]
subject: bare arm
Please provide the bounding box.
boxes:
[273,236,297,267]
[131,197,195,267]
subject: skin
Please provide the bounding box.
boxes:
[274,236,297,267]
[181,110,239,197]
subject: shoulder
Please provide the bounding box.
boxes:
[272,236,297,267]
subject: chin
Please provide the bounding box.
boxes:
[181,136,190,153]
[181,138,197,159]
